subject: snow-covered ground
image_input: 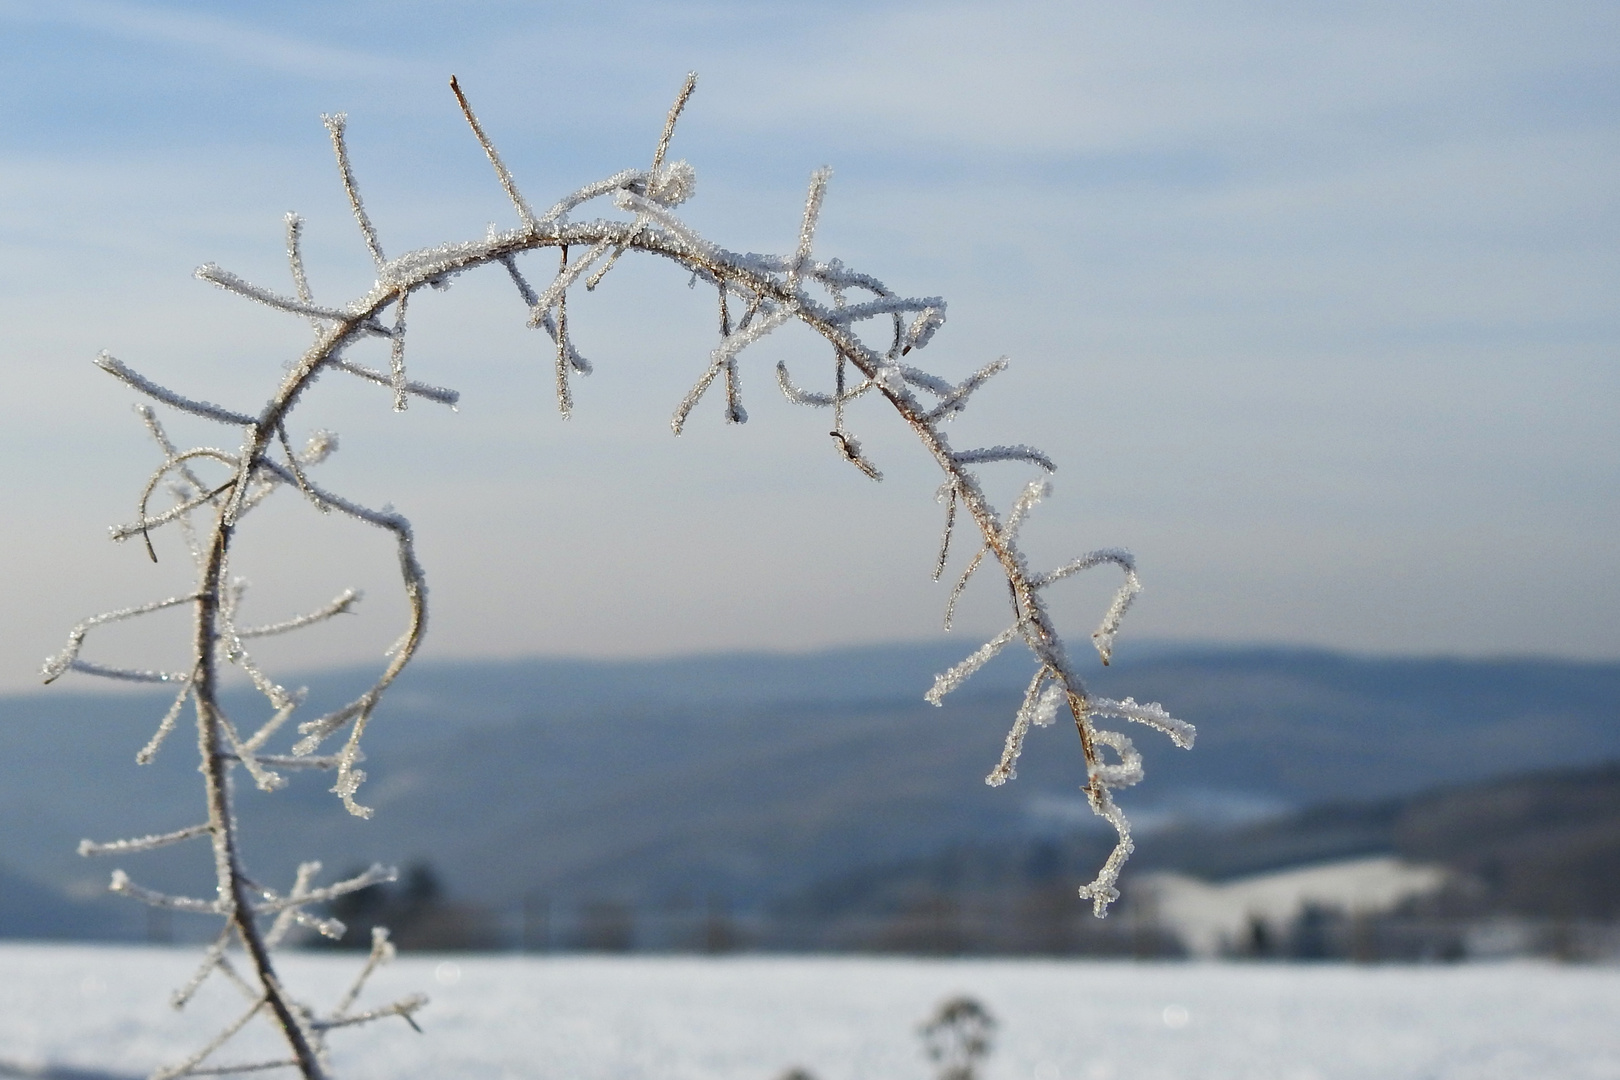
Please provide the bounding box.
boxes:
[2,945,1618,1080]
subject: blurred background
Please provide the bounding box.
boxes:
[0,1,1616,961]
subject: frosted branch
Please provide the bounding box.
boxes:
[387,291,410,411]
[313,995,428,1032]
[324,112,386,268]
[1090,727,1144,789]
[789,168,831,288]
[95,354,255,427]
[265,863,343,947]
[1076,786,1135,918]
[42,592,200,683]
[822,296,945,329]
[228,753,348,770]
[333,926,397,1018]
[151,997,266,1080]
[109,870,222,914]
[925,624,1020,705]
[943,545,987,630]
[775,360,835,406]
[172,926,255,1011]
[195,264,362,325]
[672,304,795,434]
[1001,481,1048,547]
[60,660,187,684]
[333,358,460,407]
[1036,548,1140,664]
[829,429,883,481]
[450,76,537,231]
[253,863,395,915]
[985,667,1059,787]
[1091,696,1196,749]
[137,679,196,763]
[952,445,1056,472]
[923,357,1008,422]
[184,1060,298,1077]
[775,359,874,409]
[903,304,945,352]
[537,168,643,228]
[285,213,316,312]
[79,823,210,858]
[614,191,718,262]
[54,73,1193,1077]
[527,239,613,325]
[652,73,698,184]
[137,405,213,497]
[933,482,958,581]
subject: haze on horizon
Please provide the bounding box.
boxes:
[0,0,1614,696]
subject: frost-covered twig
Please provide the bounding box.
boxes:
[46,71,1188,1077]
[79,823,210,858]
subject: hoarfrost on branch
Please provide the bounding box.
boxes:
[45,73,1190,1079]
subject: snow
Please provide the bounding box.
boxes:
[2,945,1617,1080]
[1138,857,1451,959]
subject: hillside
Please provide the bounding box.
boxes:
[779,760,1620,951]
[1,644,1616,941]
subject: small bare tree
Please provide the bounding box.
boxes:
[920,996,997,1080]
[44,75,1192,1078]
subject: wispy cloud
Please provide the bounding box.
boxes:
[0,0,1615,691]
[0,0,408,80]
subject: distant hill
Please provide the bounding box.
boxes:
[789,760,1620,926]
[1,643,1616,940]
[0,861,131,941]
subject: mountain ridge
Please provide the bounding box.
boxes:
[2,642,1615,939]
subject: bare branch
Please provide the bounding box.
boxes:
[43,592,200,683]
[382,291,409,410]
[332,358,460,407]
[672,304,795,434]
[985,667,1064,787]
[933,482,958,581]
[952,445,1057,472]
[238,589,362,638]
[196,264,361,325]
[108,870,222,914]
[265,863,330,948]
[829,429,883,481]
[923,357,1008,422]
[925,624,1021,706]
[136,679,196,764]
[253,863,395,915]
[944,545,987,630]
[53,74,1191,1078]
[789,168,831,288]
[1091,696,1196,749]
[151,997,266,1080]
[323,112,386,268]
[80,823,210,858]
[449,75,538,231]
[96,354,255,427]
[652,73,699,182]
[331,926,403,1020]
[313,994,428,1032]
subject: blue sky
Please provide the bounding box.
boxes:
[1,1,1616,692]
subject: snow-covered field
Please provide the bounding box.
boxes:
[2,945,1618,1080]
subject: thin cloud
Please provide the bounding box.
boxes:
[0,0,410,80]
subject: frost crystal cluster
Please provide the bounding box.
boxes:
[45,75,1192,1078]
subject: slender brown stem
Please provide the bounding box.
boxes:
[193,519,326,1078]
[169,146,1129,1074]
